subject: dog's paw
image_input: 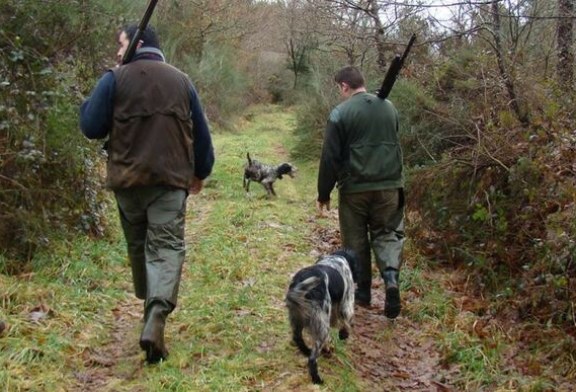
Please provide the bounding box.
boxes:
[321,345,334,357]
[338,328,349,340]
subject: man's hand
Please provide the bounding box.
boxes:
[316,200,330,214]
[189,177,204,195]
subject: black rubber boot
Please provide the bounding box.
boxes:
[383,268,401,319]
[355,284,371,308]
[140,301,171,363]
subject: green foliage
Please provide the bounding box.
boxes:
[388,79,450,166]
[471,204,490,222]
[290,66,339,160]
[191,43,249,129]
[0,0,129,263]
[389,23,576,330]
[407,111,576,329]
[439,329,504,388]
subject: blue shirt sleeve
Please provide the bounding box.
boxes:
[189,84,215,180]
[79,71,115,139]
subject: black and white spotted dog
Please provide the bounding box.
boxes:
[285,249,357,384]
[243,152,296,197]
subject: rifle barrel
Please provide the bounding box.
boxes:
[376,34,417,100]
[377,56,401,99]
[122,0,159,65]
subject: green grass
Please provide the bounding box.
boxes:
[0,104,354,391]
[0,104,573,391]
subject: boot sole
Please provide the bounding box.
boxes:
[384,287,401,319]
[140,339,168,364]
[355,299,371,308]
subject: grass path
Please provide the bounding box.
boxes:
[162,104,452,391]
[0,104,495,392]
[177,104,353,391]
[2,104,573,391]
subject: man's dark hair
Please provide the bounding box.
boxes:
[122,24,160,49]
[334,66,365,89]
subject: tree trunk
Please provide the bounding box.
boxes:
[491,1,529,125]
[556,0,574,88]
[367,0,388,73]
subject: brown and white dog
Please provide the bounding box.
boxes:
[285,249,357,384]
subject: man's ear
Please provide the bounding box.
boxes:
[137,39,144,49]
[341,82,351,94]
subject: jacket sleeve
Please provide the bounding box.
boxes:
[317,108,343,202]
[189,84,215,180]
[79,71,115,139]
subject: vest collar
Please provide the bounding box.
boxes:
[133,47,166,62]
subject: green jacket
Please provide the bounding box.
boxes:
[317,92,404,202]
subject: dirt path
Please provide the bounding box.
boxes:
[350,282,453,391]
[311,221,456,391]
[71,297,144,392]
[71,214,459,391]
[68,106,462,391]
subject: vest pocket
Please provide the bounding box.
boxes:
[349,142,402,182]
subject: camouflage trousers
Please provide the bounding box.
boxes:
[338,188,405,295]
[114,186,187,310]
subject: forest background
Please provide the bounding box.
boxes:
[0,0,575,388]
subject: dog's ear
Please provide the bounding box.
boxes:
[277,163,294,177]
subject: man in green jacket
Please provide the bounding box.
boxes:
[317,66,405,319]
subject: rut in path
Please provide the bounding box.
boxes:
[71,297,144,392]
[349,279,455,392]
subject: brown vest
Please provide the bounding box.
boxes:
[107,60,195,190]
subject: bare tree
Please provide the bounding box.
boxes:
[283,0,320,88]
[556,0,574,87]
[319,0,423,72]
[487,0,529,125]
[157,0,256,62]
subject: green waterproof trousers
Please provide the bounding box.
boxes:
[114,186,187,310]
[338,188,405,295]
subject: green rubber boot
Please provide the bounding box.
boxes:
[383,268,401,319]
[140,301,171,363]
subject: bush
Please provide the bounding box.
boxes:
[406,99,576,328]
[0,0,125,265]
[289,67,338,160]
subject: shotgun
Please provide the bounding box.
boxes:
[122,0,160,64]
[377,34,416,100]
[103,0,159,151]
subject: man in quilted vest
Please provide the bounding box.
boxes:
[80,25,214,363]
[316,66,405,320]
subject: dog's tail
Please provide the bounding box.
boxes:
[246,152,252,165]
[285,275,327,316]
